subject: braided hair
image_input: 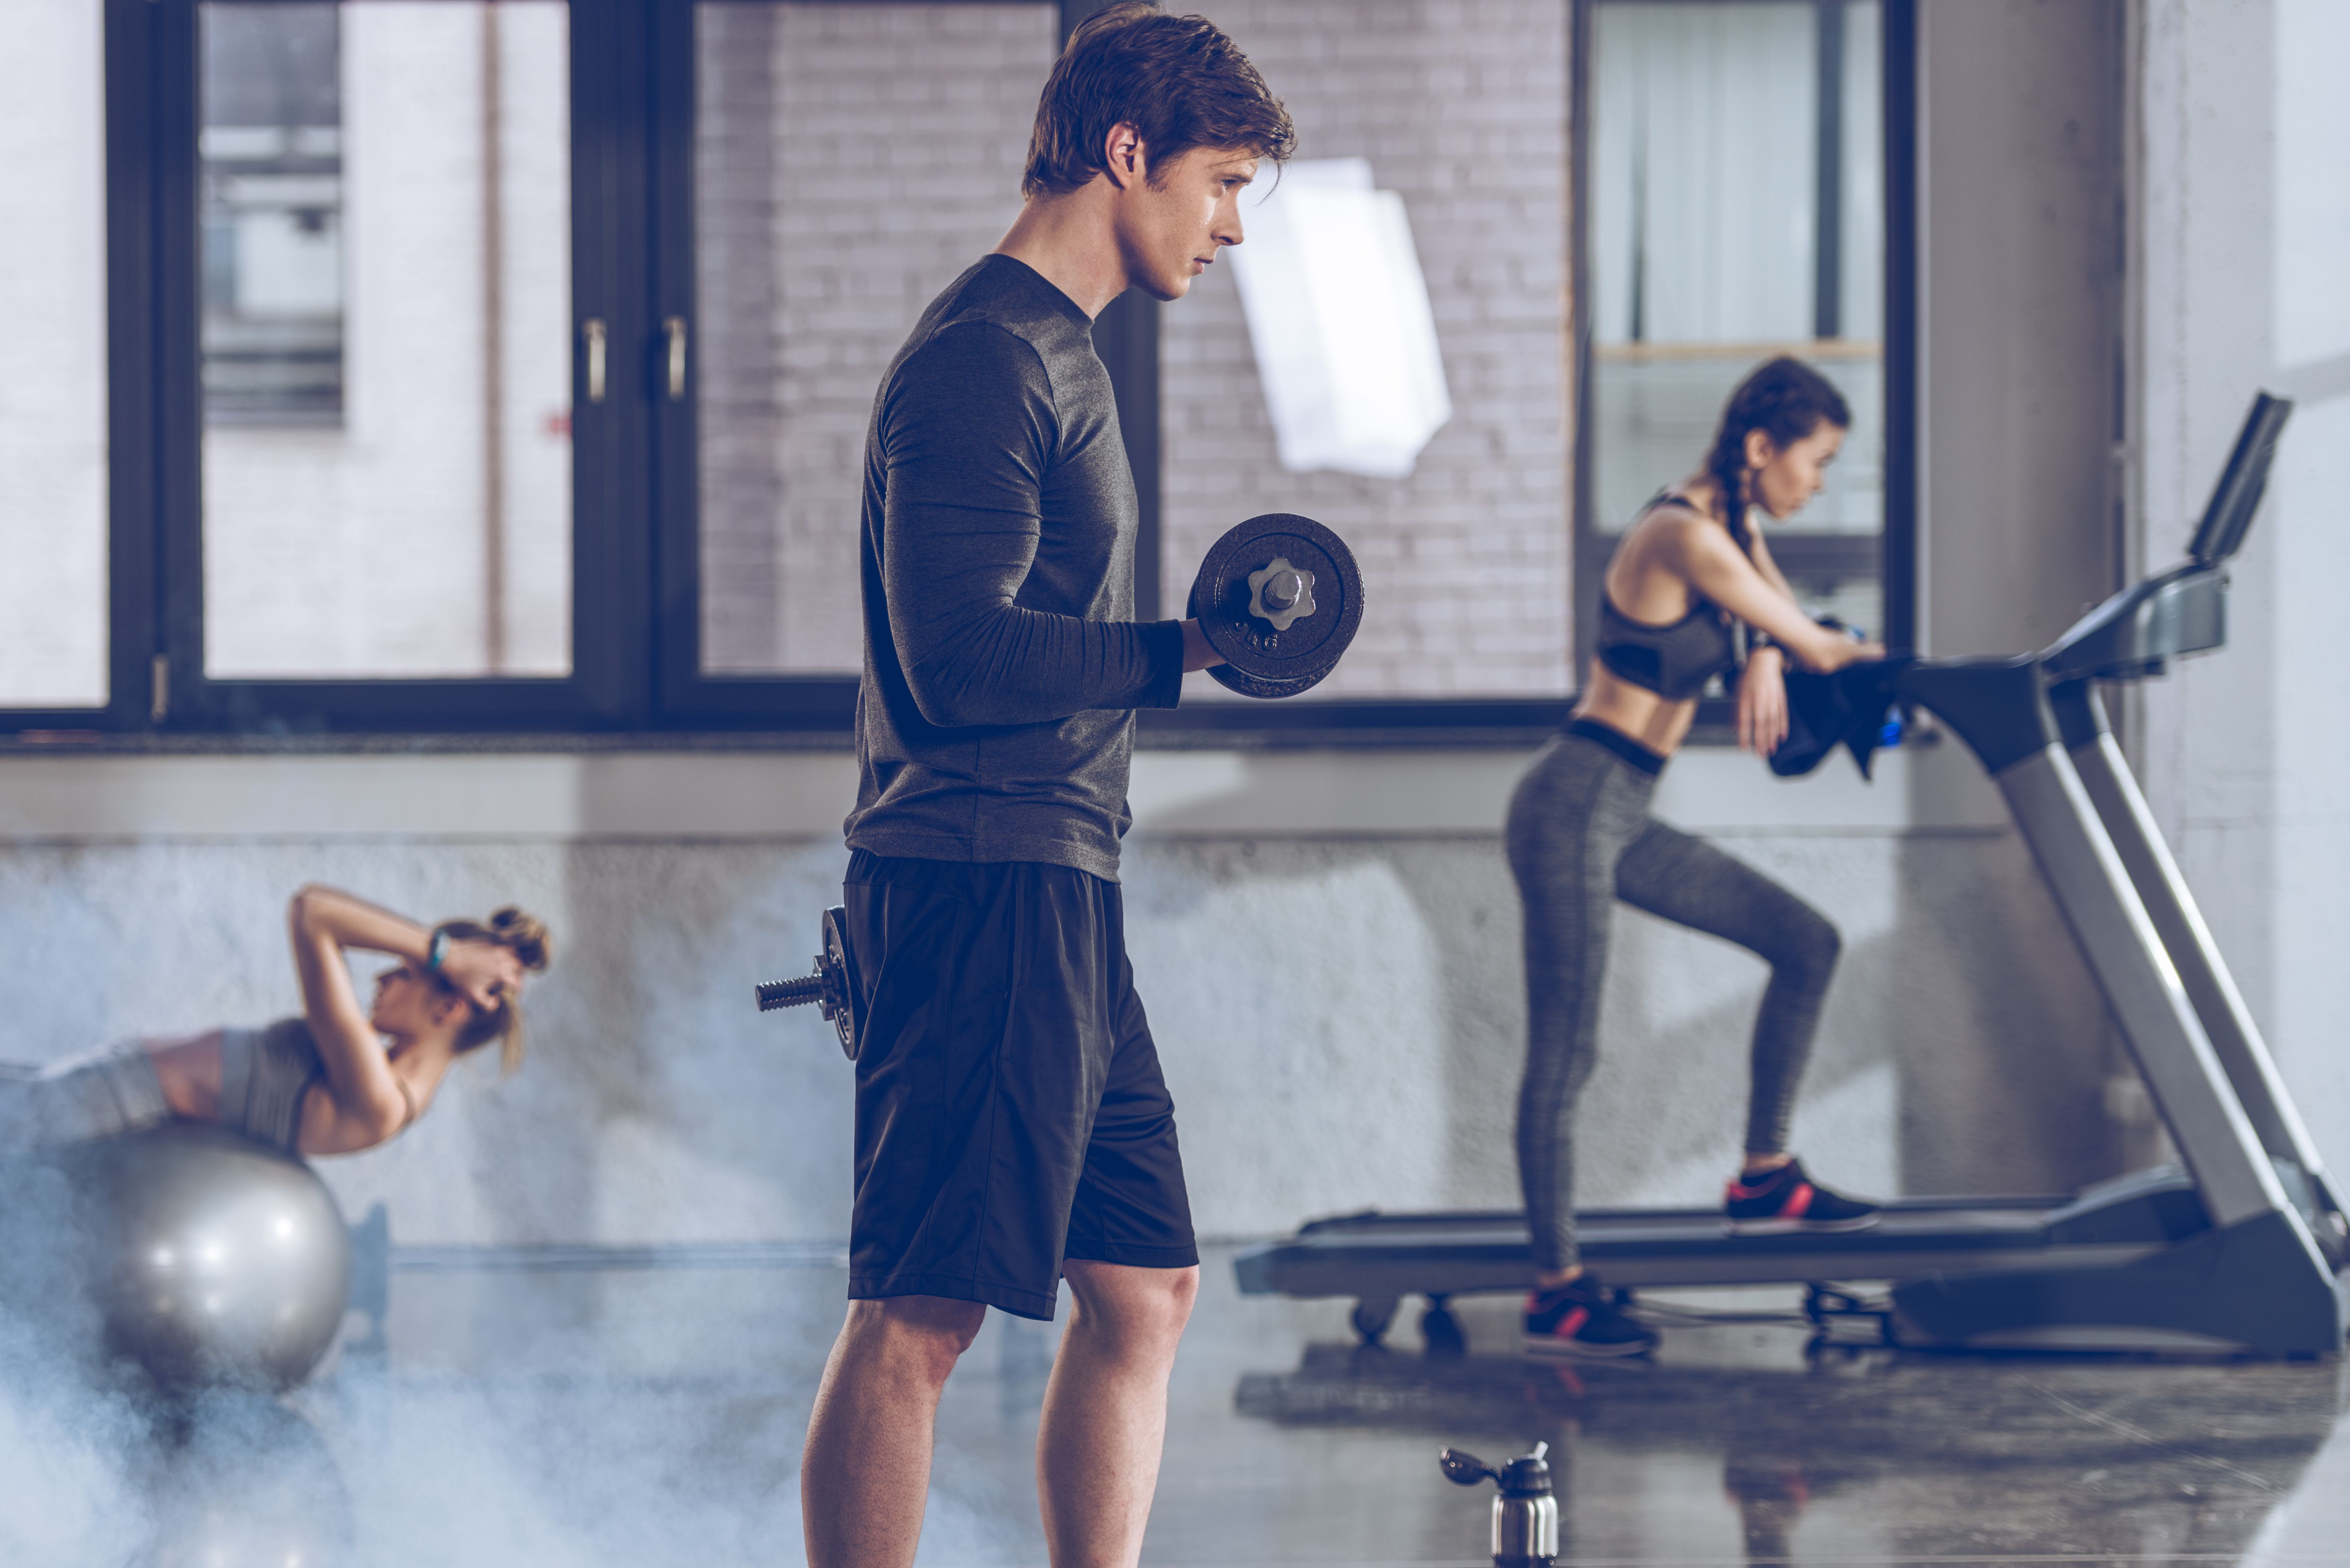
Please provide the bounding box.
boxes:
[1703,356,1852,561]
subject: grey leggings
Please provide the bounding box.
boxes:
[0,1045,174,1148]
[1506,726,1841,1271]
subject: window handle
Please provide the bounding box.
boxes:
[582,317,607,404]
[664,315,688,401]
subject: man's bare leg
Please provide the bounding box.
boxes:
[1035,1260,1199,1567]
[802,1294,988,1568]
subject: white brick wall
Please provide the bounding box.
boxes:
[1165,0,1573,698]
[696,3,1055,674]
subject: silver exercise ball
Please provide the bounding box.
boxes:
[62,1123,351,1393]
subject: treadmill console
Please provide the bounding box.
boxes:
[2041,560,2227,683]
[2040,392,2293,685]
[2190,392,2293,567]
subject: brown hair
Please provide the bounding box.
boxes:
[434,907,552,1075]
[1023,3,1295,199]
[1704,356,1853,559]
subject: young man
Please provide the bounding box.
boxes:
[798,7,1294,1566]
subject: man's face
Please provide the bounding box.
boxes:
[1111,139,1259,302]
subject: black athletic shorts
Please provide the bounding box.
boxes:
[840,849,1198,1320]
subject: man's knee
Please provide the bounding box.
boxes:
[841,1294,988,1384]
[1064,1261,1198,1350]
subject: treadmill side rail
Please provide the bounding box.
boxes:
[2054,684,2349,1240]
[1991,745,2303,1236]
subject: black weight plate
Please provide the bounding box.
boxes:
[820,906,858,1061]
[1208,664,1321,700]
[1190,513,1363,691]
[1194,515,1359,673]
[1188,578,1336,700]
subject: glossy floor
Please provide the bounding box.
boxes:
[11,1245,2350,1566]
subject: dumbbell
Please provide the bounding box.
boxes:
[754,906,858,1060]
[1188,514,1365,699]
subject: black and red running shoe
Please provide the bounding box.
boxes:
[1522,1274,1658,1359]
[1723,1158,1881,1235]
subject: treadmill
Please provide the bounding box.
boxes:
[1236,393,2350,1356]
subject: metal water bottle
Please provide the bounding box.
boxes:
[1439,1442,1558,1568]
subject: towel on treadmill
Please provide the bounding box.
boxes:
[1770,656,1914,780]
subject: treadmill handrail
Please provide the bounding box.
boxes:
[2051,682,2348,1232]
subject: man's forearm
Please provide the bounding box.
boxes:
[900,607,1185,727]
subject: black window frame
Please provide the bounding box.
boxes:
[112,0,657,736]
[1570,0,1918,740]
[44,0,1912,745]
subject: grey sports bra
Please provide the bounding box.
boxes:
[1596,596,1736,700]
[216,1018,326,1154]
[1593,492,1739,700]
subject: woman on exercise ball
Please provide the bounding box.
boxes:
[1,885,550,1157]
[1511,356,1884,1358]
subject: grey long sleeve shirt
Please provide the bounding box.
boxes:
[843,255,1186,881]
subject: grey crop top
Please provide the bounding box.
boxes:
[216,1018,326,1154]
[1594,493,1740,700]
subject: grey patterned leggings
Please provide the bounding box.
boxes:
[1506,724,1842,1271]
[0,1046,173,1148]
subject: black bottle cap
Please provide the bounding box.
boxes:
[1499,1450,1554,1498]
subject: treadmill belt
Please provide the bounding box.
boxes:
[1236,1197,2169,1297]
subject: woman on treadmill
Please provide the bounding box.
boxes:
[1510,357,1885,1358]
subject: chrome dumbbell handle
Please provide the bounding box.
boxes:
[756,973,828,1012]
[753,907,859,1060]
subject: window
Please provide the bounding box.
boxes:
[0,0,109,712]
[57,0,1909,740]
[198,1,573,682]
[1577,0,1908,693]
[200,4,344,425]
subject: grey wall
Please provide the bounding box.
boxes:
[2134,0,2350,1184]
[1905,0,2350,1192]
[1899,0,2143,1171]
[1904,0,2140,1163]
[1917,0,2127,658]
